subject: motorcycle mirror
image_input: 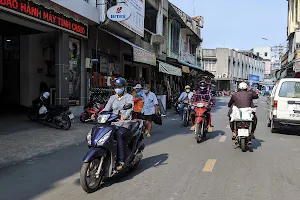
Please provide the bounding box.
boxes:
[123,103,133,110]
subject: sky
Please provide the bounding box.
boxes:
[169,0,288,50]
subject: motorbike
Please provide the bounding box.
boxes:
[28,104,74,130]
[80,101,104,123]
[233,120,253,152]
[181,99,191,127]
[80,103,145,193]
[193,101,210,143]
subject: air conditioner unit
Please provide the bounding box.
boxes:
[222,73,227,78]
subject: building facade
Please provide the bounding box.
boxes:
[202,48,265,91]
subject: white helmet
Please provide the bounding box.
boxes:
[43,92,50,99]
[238,82,248,90]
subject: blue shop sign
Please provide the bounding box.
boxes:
[249,74,260,83]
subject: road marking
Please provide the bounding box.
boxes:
[280,137,287,141]
[202,159,217,172]
[219,136,227,142]
[226,125,230,129]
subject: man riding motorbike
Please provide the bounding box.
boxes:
[178,85,193,119]
[228,82,258,140]
[102,77,134,171]
[189,81,213,132]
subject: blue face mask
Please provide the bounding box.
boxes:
[115,87,124,95]
[143,90,149,94]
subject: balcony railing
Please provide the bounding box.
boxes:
[182,52,196,65]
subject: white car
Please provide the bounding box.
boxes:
[267,78,300,132]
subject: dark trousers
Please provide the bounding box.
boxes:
[116,127,130,162]
[229,113,257,133]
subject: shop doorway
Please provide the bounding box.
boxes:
[0,19,43,113]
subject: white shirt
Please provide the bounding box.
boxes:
[142,92,158,115]
[178,92,193,102]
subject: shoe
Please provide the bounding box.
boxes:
[116,162,124,171]
[207,126,213,133]
[190,125,195,131]
[145,130,151,137]
[251,133,256,139]
[231,132,236,140]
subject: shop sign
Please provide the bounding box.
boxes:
[0,0,88,37]
[158,61,182,76]
[182,66,190,73]
[119,0,145,37]
[107,4,131,22]
[133,47,156,66]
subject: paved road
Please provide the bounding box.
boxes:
[1,97,300,200]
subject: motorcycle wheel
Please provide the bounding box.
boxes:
[60,115,71,130]
[183,112,189,127]
[28,113,37,121]
[80,158,104,193]
[240,138,247,152]
[195,123,203,143]
[80,114,87,123]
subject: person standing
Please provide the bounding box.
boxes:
[132,84,144,119]
[141,84,159,137]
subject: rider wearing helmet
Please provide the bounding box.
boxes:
[228,82,258,140]
[102,77,134,170]
[189,81,213,132]
[178,85,193,119]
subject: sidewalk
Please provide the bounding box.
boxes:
[0,111,177,169]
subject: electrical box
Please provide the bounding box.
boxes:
[85,58,92,69]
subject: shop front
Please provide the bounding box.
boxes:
[0,0,88,114]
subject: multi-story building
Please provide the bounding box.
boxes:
[280,0,300,78]
[202,48,265,91]
[251,46,272,75]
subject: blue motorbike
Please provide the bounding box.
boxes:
[80,104,145,193]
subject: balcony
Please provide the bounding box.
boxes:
[181,52,196,65]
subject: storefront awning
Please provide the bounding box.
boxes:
[179,60,203,71]
[158,61,182,76]
[102,29,156,66]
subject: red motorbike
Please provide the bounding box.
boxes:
[80,101,104,123]
[192,101,210,143]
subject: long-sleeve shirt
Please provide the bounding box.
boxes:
[103,93,134,120]
[178,92,193,102]
[228,90,258,109]
[191,90,211,102]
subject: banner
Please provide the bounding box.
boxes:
[69,37,81,105]
[158,61,182,76]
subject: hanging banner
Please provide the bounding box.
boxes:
[69,37,81,106]
[158,61,182,76]
[133,47,156,66]
[0,0,88,37]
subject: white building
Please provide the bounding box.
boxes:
[202,48,265,91]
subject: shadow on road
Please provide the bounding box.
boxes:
[250,138,265,151]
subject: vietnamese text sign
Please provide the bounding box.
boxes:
[0,0,88,37]
[118,0,145,37]
[133,47,156,66]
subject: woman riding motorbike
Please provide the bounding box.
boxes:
[102,77,134,171]
[189,81,213,132]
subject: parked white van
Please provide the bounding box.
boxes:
[267,78,300,132]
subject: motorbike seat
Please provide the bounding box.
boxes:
[130,121,140,133]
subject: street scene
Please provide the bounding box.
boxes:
[1,0,300,199]
[1,97,300,200]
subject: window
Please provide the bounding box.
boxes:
[264,52,268,57]
[170,20,180,53]
[279,81,300,98]
[203,60,216,71]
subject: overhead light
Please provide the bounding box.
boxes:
[6,39,11,42]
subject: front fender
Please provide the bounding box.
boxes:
[195,116,204,124]
[83,148,106,163]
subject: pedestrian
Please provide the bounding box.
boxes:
[132,84,144,120]
[141,84,159,137]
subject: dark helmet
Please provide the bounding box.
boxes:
[199,81,207,90]
[114,77,127,86]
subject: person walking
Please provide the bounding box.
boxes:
[141,84,159,137]
[132,84,144,119]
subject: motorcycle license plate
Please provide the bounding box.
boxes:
[69,114,74,119]
[238,129,249,137]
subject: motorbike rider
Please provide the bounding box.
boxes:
[178,85,194,119]
[102,77,134,171]
[189,81,213,132]
[228,82,258,140]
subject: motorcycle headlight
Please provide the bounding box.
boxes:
[190,106,195,110]
[86,129,92,145]
[197,103,204,108]
[97,114,110,123]
[97,130,112,146]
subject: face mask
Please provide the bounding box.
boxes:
[186,89,190,93]
[143,90,149,94]
[115,87,124,95]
